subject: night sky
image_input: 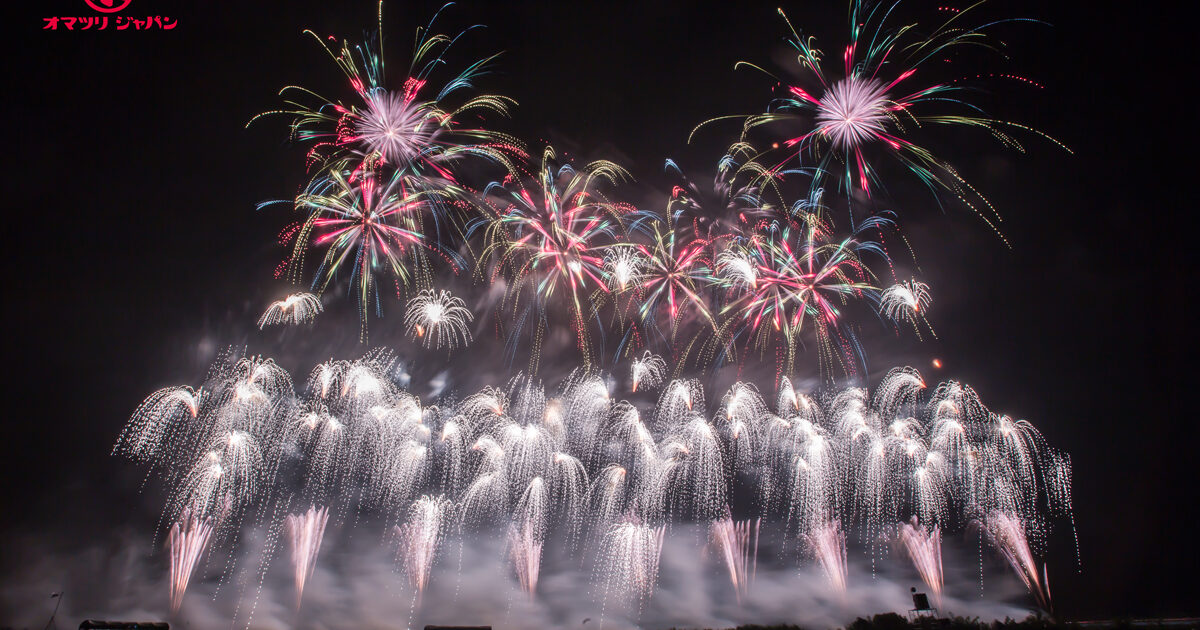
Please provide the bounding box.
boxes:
[4,0,1195,625]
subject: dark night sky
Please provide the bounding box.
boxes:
[3,0,1195,624]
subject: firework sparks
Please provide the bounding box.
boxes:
[167,511,214,615]
[803,520,848,596]
[257,293,324,329]
[396,495,453,596]
[403,288,474,350]
[630,351,667,393]
[898,517,944,609]
[285,505,330,609]
[982,511,1053,613]
[710,514,760,604]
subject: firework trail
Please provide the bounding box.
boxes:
[257,293,324,329]
[664,146,773,242]
[803,521,848,596]
[285,505,330,609]
[981,511,1052,613]
[167,510,214,615]
[508,477,547,597]
[709,515,760,604]
[898,517,944,609]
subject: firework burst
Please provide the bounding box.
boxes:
[257,293,324,329]
[478,147,632,368]
[404,288,474,350]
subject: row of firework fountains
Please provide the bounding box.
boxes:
[116,350,1073,620]
[244,0,1064,378]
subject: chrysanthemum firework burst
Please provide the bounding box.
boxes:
[249,3,522,181]
[636,221,716,339]
[286,169,462,337]
[714,211,890,377]
[714,1,1068,235]
[477,147,632,368]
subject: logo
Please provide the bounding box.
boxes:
[42,0,176,31]
[83,0,132,13]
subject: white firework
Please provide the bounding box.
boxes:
[356,90,439,165]
[603,247,646,291]
[404,289,474,350]
[257,293,323,329]
[630,351,667,393]
[715,248,758,288]
[879,280,932,325]
[815,77,891,150]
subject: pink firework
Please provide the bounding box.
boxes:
[982,511,1052,612]
[709,515,760,603]
[898,517,943,608]
[803,520,848,596]
[285,505,330,609]
[396,495,453,596]
[167,510,214,615]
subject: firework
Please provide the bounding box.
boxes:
[715,212,886,375]
[112,386,199,464]
[629,351,667,393]
[285,505,330,609]
[603,246,646,293]
[167,510,214,615]
[982,511,1052,613]
[724,1,1067,225]
[898,517,943,609]
[257,293,324,329]
[478,147,631,368]
[803,520,848,595]
[403,288,474,350]
[116,349,1075,621]
[249,3,519,178]
[396,495,453,595]
[287,169,441,336]
[597,519,666,615]
[637,221,715,339]
[251,3,522,336]
[710,515,760,603]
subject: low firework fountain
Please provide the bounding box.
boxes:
[710,515,760,604]
[804,521,848,597]
[167,511,213,615]
[982,511,1053,613]
[898,517,944,608]
[508,476,547,597]
[396,495,453,597]
[285,505,329,609]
